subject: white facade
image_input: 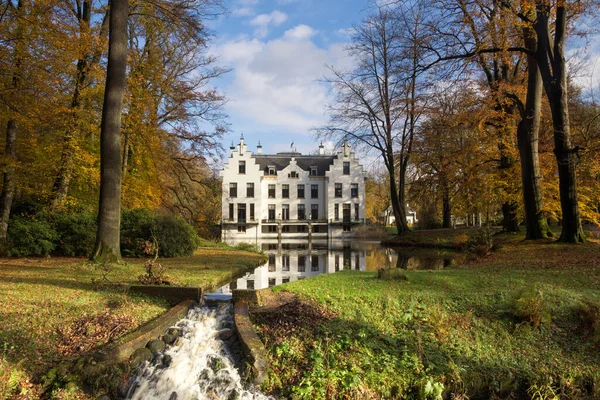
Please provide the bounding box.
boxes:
[382,205,418,226]
[220,137,367,240]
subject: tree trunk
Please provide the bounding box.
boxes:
[442,180,451,229]
[502,202,519,232]
[499,140,520,232]
[0,0,24,242]
[121,131,130,179]
[395,253,409,269]
[91,0,128,262]
[534,3,585,243]
[0,120,17,241]
[49,127,77,211]
[517,36,552,239]
[550,95,585,242]
[390,162,410,234]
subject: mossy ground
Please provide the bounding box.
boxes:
[255,230,600,399]
[0,244,265,399]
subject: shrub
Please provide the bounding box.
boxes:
[0,357,26,400]
[378,268,408,281]
[233,242,260,253]
[575,301,600,345]
[121,209,200,258]
[511,287,550,328]
[137,239,170,284]
[466,227,494,256]
[138,259,170,285]
[120,209,155,257]
[154,214,200,257]
[6,216,57,256]
[51,212,96,256]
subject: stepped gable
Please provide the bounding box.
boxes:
[253,153,336,176]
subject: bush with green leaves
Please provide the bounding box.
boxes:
[466,227,494,256]
[153,214,201,257]
[511,287,550,328]
[4,209,200,258]
[6,216,58,256]
[121,209,200,258]
[51,212,97,256]
[120,209,155,257]
[233,242,260,253]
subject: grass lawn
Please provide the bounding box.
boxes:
[254,232,600,399]
[0,244,266,399]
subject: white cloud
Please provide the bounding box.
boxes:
[250,10,288,38]
[213,30,351,135]
[284,24,317,40]
[336,27,354,37]
[232,7,255,17]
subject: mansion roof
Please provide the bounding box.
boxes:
[253,154,337,176]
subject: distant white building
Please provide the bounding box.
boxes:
[220,137,367,240]
[382,205,418,226]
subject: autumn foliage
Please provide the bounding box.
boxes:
[0,0,226,245]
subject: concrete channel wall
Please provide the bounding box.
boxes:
[98,299,195,362]
[233,300,268,385]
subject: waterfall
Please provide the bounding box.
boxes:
[128,303,272,400]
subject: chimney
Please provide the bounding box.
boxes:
[343,139,350,157]
[257,141,262,154]
[319,142,325,155]
[240,133,244,146]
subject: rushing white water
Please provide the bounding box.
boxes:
[129,303,273,400]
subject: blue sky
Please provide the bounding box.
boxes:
[209,0,370,157]
[207,0,600,162]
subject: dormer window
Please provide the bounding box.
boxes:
[268,166,276,175]
[310,166,318,176]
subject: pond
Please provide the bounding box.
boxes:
[219,239,465,293]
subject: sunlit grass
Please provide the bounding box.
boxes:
[0,244,266,399]
[258,237,600,399]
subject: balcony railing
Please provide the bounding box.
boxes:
[330,218,365,224]
[261,218,328,224]
[224,218,258,224]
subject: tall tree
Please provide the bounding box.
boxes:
[532,0,586,242]
[321,2,428,234]
[431,0,522,232]
[91,0,128,261]
[49,0,109,211]
[517,12,551,238]
[0,0,23,241]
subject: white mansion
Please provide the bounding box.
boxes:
[220,137,367,241]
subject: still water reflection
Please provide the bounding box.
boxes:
[219,239,463,293]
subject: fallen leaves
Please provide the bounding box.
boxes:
[56,311,137,357]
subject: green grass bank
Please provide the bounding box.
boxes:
[254,233,600,399]
[0,242,266,399]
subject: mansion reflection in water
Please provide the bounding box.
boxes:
[220,239,370,292]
